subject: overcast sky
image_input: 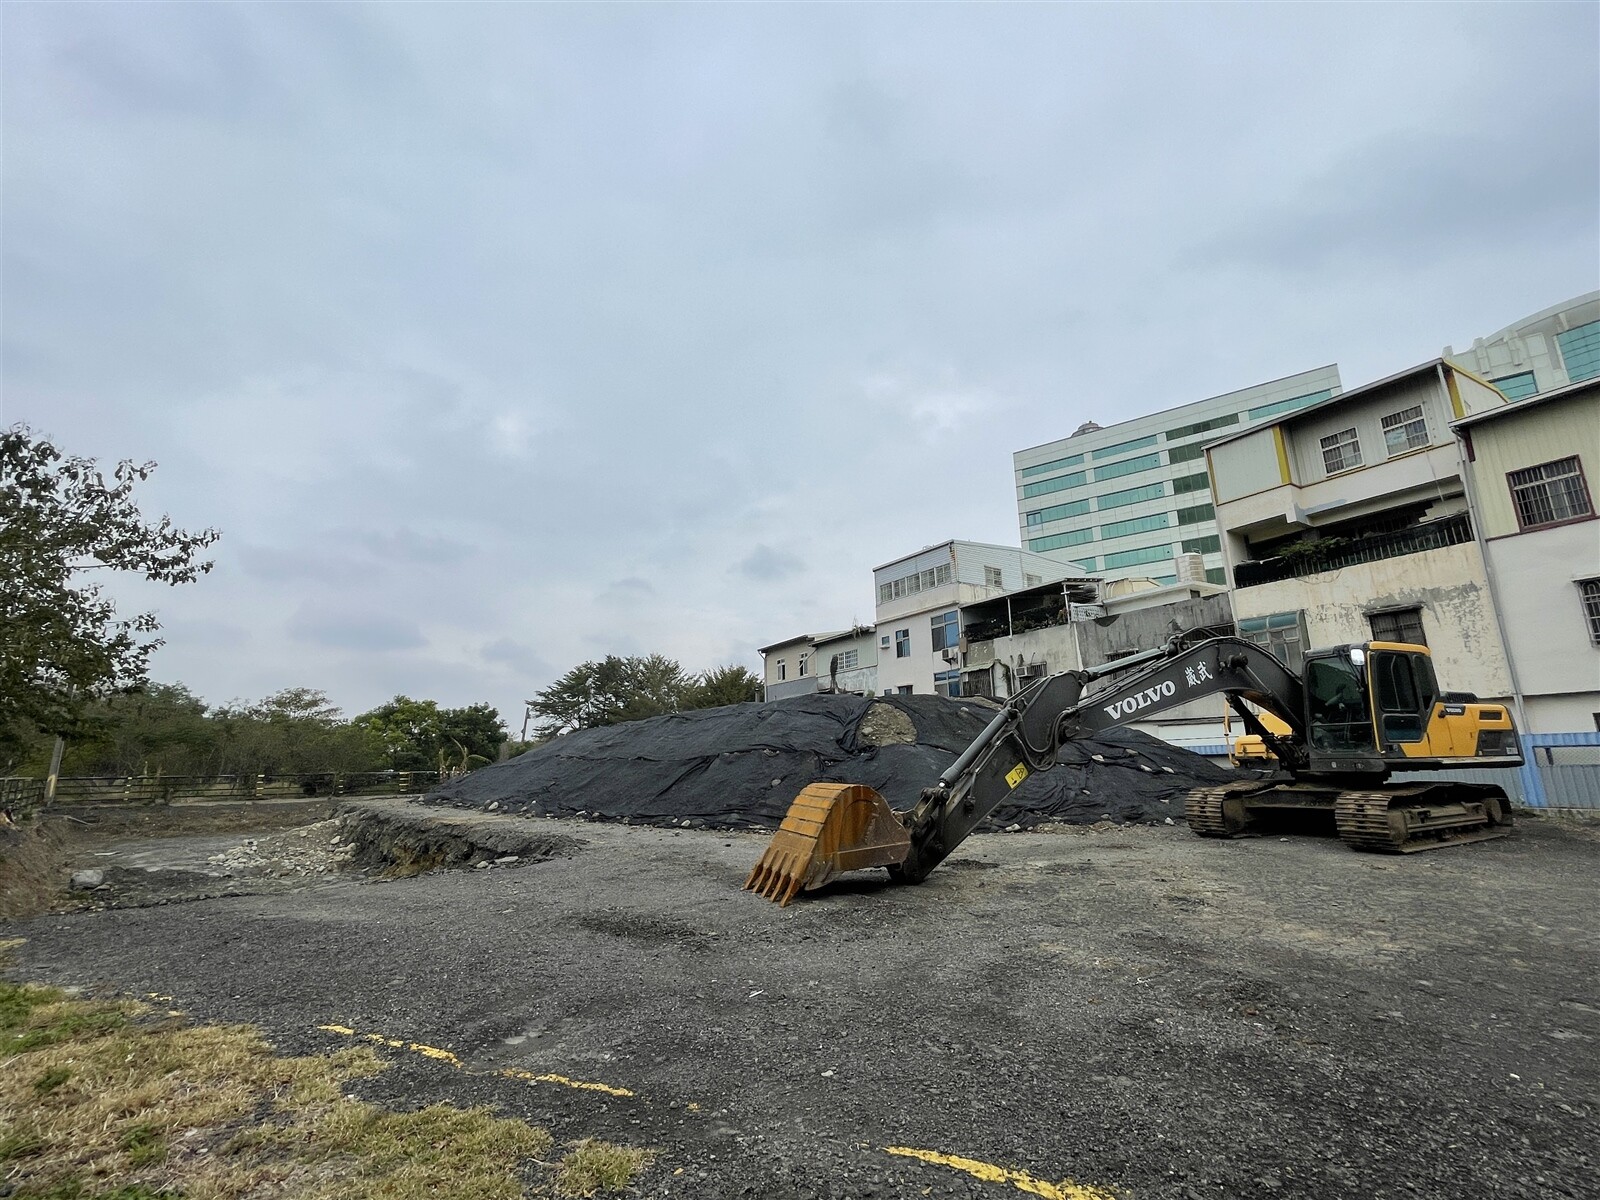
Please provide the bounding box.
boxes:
[5,3,1597,729]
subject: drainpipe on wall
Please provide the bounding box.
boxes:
[1450,400,1544,807]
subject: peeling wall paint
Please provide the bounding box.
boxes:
[1232,543,1511,699]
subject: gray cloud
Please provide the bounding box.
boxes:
[480,638,551,683]
[599,578,655,605]
[735,545,804,583]
[6,3,1595,727]
[287,608,428,653]
[1198,129,1600,274]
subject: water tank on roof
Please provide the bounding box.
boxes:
[1071,421,1103,437]
[1175,553,1207,583]
[1105,577,1159,598]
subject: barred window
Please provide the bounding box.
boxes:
[1380,406,1429,455]
[984,566,1003,588]
[1580,579,1600,646]
[1369,607,1427,647]
[1508,457,1593,530]
[1320,427,1362,474]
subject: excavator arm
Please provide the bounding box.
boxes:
[890,636,1306,882]
[745,635,1307,902]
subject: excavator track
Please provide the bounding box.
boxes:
[1334,785,1511,853]
[1184,781,1272,838]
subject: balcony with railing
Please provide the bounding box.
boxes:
[1233,512,1474,589]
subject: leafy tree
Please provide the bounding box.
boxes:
[685,664,763,709]
[352,695,445,771]
[216,688,383,776]
[0,426,219,769]
[528,654,692,737]
[37,682,212,778]
[436,702,507,766]
[353,696,506,771]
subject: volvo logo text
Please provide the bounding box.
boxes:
[1103,680,1176,720]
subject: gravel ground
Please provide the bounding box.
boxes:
[6,807,1598,1200]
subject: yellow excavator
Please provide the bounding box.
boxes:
[745,635,1521,905]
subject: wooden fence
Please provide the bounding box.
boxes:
[0,771,441,816]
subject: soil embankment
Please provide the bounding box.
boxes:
[424,693,1236,830]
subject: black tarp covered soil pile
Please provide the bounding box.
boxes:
[423,693,1238,830]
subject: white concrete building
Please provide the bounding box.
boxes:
[1012,365,1343,587]
[959,578,1236,746]
[1208,358,1514,699]
[757,632,817,701]
[1453,377,1600,733]
[1444,292,1600,401]
[872,541,1083,696]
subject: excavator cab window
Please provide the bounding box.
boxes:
[1370,649,1435,745]
[1305,653,1374,751]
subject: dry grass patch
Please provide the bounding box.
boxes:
[555,1139,656,1198]
[0,976,654,1198]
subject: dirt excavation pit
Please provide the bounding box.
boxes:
[335,798,585,877]
[425,692,1240,830]
[31,802,588,913]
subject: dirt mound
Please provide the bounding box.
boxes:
[424,693,1236,830]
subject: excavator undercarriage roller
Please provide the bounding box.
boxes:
[742,782,911,906]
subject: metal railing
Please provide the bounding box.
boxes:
[1234,513,1474,589]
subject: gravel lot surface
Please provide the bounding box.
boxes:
[6,806,1598,1200]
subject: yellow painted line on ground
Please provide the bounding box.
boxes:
[317,1023,463,1068]
[317,1023,631,1097]
[884,1146,1118,1200]
[498,1067,634,1097]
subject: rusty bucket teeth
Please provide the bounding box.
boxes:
[743,782,911,906]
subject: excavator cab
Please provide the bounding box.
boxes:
[1300,642,1523,771]
[1303,648,1376,753]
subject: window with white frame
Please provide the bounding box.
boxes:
[776,658,786,681]
[894,629,910,658]
[877,563,953,605]
[1580,579,1600,645]
[1508,457,1594,529]
[930,610,959,652]
[1380,406,1429,455]
[984,565,1003,588]
[1238,611,1306,671]
[798,653,808,677]
[831,648,859,671]
[1320,427,1362,474]
[933,669,962,698]
[1025,573,1041,586]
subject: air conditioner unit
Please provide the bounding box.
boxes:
[942,650,958,664]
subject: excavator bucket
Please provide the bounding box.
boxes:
[743,782,911,906]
